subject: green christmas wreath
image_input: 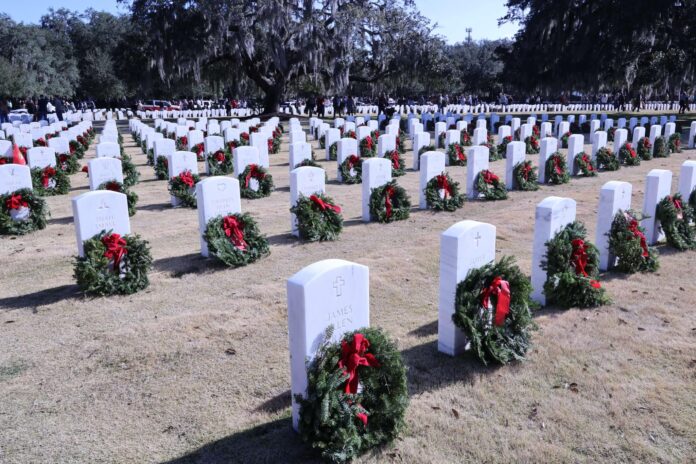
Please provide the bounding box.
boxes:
[69,140,85,158]
[121,154,140,187]
[560,131,571,149]
[417,144,436,165]
[497,135,513,158]
[295,158,322,170]
[595,147,619,171]
[359,135,376,158]
[656,194,696,251]
[395,131,406,154]
[0,188,48,235]
[525,135,540,154]
[56,153,80,174]
[475,169,508,201]
[368,180,411,223]
[618,142,640,166]
[98,181,138,217]
[447,143,467,166]
[154,155,169,180]
[690,188,696,212]
[424,172,465,211]
[574,152,597,177]
[608,210,659,273]
[146,148,154,166]
[203,213,270,267]
[652,136,669,158]
[545,152,570,185]
[291,193,343,241]
[238,164,274,199]
[168,170,200,207]
[607,126,616,142]
[460,131,472,146]
[668,134,682,154]
[206,149,234,175]
[73,230,152,296]
[319,134,326,149]
[513,160,539,191]
[297,327,408,464]
[31,166,70,196]
[541,221,610,308]
[637,137,652,160]
[328,141,338,161]
[339,155,362,184]
[453,256,536,365]
[385,149,405,177]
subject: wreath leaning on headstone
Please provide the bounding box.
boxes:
[690,188,696,212]
[668,133,682,154]
[328,141,338,161]
[652,136,669,158]
[297,327,408,464]
[294,158,322,170]
[203,213,270,267]
[596,147,620,171]
[497,135,513,158]
[368,180,411,223]
[339,155,362,184]
[238,164,274,199]
[154,155,169,180]
[608,209,659,274]
[385,149,405,177]
[656,194,696,251]
[291,193,344,242]
[637,137,653,160]
[424,172,465,211]
[0,188,48,235]
[542,221,610,308]
[31,166,70,196]
[525,135,540,154]
[206,149,234,175]
[453,256,537,365]
[69,140,85,158]
[475,169,508,201]
[168,170,200,208]
[618,142,641,166]
[56,152,80,174]
[560,131,571,149]
[447,143,467,166]
[121,154,140,187]
[544,152,570,185]
[359,135,376,158]
[98,181,138,217]
[73,230,153,296]
[513,160,539,191]
[574,152,597,177]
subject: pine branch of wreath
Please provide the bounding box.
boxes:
[203,213,270,267]
[0,188,48,235]
[290,193,343,242]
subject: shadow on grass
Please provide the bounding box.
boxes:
[138,202,172,212]
[254,389,291,414]
[153,253,212,278]
[407,320,437,338]
[47,215,73,226]
[0,284,80,311]
[161,417,319,464]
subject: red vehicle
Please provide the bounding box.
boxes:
[141,100,181,111]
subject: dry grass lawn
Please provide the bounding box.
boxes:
[1,121,695,463]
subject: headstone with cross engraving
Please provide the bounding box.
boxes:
[538,137,559,184]
[678,161,696,200]
[168,151,198,206]
[648,125,662,153]
[196,176,241,257]
[596,181,632,271]
[419,151,446,209]
[438,220,496,355]
[505,141,525,190]
[632,126,645,144]
[88,157,124,190]
[467,146,490,199]
[233,146,260,178]
[413,132,431,171]
[26,147,56,170]
[361,158,392,222]
[289,142,313,171]
[72,190,130,257]
[336,138,358,182]
[250,132,270,168]
[287,259,370,431]
[591,131,607,160]
[377,134,396,158]
[290,166,326,237]
[0,164,32,195]
[531,196,577,305]
[641,169,672,245]
[613,128,628,153]
[96,142,121,159]
[567,134,585,176]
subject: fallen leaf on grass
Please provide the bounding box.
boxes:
[451,408,459,418]
[225,348,237,355]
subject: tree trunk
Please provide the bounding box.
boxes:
[263,83,285,114]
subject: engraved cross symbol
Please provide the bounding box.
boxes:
[333,277,345,297]
[474,232,482,247]
[98,200,110,210]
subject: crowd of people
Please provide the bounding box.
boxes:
[0,96,97,123]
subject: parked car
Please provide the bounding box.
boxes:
[141,100,180,111]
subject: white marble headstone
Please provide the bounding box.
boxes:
[336,138,358,182]
[538,137,559,184]
[678,161,696,200]
[361,158,392,222]
[377,134,396,158]
[641,169,672,245]
[27,147,56,170]
[505,141,525,190]
[0,164,32,195]
[567,134,585,176]
[290,166,326,236]
[96,142,121,159]
[250,132,270,168]
[596,181,632,271]
[632,126,645,144]
[233,146,260,177]
[289,142,313,171]
[466,146,490,199]
[72,190,130,257]
[419,151,446,209]
[88,157,124,190]
[591,131,607,159]
[196,177,242,257]
[413,132,431,171]
[324,128,340,161]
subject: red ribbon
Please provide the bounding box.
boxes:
[436,174,451,198]
[222,215,247,251]
[365,136,373,150]
[105,181,121,192]
[194,143,204,155]
[571,239,590,277]
[214,150,226,162]
[671,196,682,211]
[553,156,563,175]
[581,154,594,171]
[389,151,400,169]
[244,164,265,188]
[347,155,360,169]
[179,136,188,147]
[338,333,380,425]
[455,145,465,161]
[241,132,249,141]
[481,276,511,326]
[178,170,195,188]
[41,166,56,187]
[482,170,499,184]
[628,219,649,258]
[5,193,28,210]
[521,163,532,180]
[384,185,395,218]
[81,165,89,173]
[310,194,342,213]
[102,233,127,273]
[267,138,273,152]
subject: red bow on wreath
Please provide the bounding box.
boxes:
[455,145,465,161]
[521,163,532,180]
[102,233,127,273]
[81,165,89,173]
[389,151,400,169]
[626,143,637,158]
[105,181,121,192]
[214,151,226,162]
[222,215,247,251]
[244,164,265,188]
[179,136,188,146]
[267,139,273,152]
[671,196,682,211]
[5,193,28,210]
[364,136,373,150]
[481,276,511,326]
[553,156,563,175]
[384,185,395,219]
[241,132,249,141]
[338,333,380,426]
[178,170,195,188]
[310,194,341,213]
[581,154,594,171]
[436,174,451,199]
[482,170,499,184]
[41,166,56,187]
[347,155,360,168]
[628,219,649,258]
[571,238,601,289]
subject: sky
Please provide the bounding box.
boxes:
[0,0,519,42]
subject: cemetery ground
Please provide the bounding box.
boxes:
[1,125,696,463]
